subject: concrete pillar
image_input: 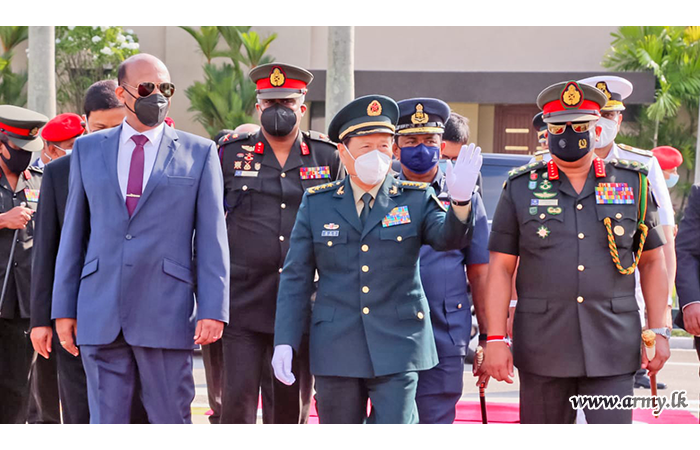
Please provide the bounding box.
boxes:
[27,26,56,118]
[325,26,354,130]
[695,99,700,184]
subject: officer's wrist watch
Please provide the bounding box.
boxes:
[450,197,471,207]
[649,327,672,340]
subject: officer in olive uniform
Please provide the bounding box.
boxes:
[218,63,342,424]
[392,98,490,423]
[482,81,671,424]
[0,105,48,423]
[271,95,482,424]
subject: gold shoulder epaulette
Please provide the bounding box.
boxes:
[610,158,649,175]
[534,150,550,161]
[398,180,429,190]
[218,132,251,147]
[618,143,653,158]
[508,160,546,179]
[306,180,343,195]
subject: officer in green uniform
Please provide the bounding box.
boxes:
[480,81,671,424]
[0,105,48,423]
[270,94,483,424]
[218,63,342,424]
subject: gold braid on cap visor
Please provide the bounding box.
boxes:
[339,122,396,140]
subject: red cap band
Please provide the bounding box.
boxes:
[543,99,601,118]
[0,121,36,138]
[256,78,307,91]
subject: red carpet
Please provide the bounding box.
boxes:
[300,399,698,424]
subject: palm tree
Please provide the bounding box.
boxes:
[0,26,28,106]
[181,26,276,139]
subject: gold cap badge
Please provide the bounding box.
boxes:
[367,100,382,116]
[269,67,286,87]
[411,103,429,124]
[30,127,39,137]
[596,81,612,100]
[560,82,583,109]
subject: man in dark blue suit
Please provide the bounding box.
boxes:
[674,184,700,362]
[392,99,490,423]
[52,54,230,424]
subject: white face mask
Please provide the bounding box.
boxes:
[347,148,391,186]
[595,117,619,149]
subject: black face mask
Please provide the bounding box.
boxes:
[125,89,169,128]
[1,142,32,174]
[548,126,594,162]
[260,103,298,137]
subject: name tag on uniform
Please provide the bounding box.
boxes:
[530,199,558,207]
[300,166,331,180]
[382,206,411,227]
[235,170,259,177]
[24,188,40,202]
[595,183,634,204]
[321,230,339,237]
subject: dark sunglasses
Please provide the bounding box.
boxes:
[122,81,176,98]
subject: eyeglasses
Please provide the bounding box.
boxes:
[122,82,176,98]
[546,122,592,135]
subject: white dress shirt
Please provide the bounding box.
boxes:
[117,119,165,201]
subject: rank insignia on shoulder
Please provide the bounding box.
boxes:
[218,133,248,146]
[398,180,429,190]
[307,180,343,195]
[509,161,545,179]
[610,159,649,175]
[389,184,399,196]
[23,188,40,202]
[595,183,634,204]
[300,166,331,180]
[618,143,653,158]
[382,206,411,227]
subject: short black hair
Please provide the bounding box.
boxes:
[443,112,470,145]
[84,80,123,117]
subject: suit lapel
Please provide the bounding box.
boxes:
[333,177,363,234]
[361,176,397,240]
[130,125,179,220]
[101,125,128,217]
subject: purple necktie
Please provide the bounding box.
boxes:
[126,134,148,216]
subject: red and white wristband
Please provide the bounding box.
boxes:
[486,335,511,346]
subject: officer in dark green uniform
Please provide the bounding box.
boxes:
[480,81,671,424]
[271,94,483,424]
[218,63,342,424]
[0,105,48,423]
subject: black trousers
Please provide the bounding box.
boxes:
[27,339,61,424]
[315,372,419,424]
[221,328,312,424]
[519,370,635,424]
[0,318,34,423]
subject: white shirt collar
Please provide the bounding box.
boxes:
[119,118,165,147]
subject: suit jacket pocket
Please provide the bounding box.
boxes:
[610,296,639,313]
[167,176,196,186]
[312,304,335,324]
[80,258,98,279]
[163,258,193,285]
[397,300,428,321]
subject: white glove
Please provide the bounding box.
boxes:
[445,143,483,202]
[271,344,296,386]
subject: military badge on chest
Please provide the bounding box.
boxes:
[233,142,263,177]
[382,206,411,227]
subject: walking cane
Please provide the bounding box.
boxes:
[641,330,658,418]
[476,345,488,424]
[0,202,27,316]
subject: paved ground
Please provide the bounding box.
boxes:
[190,346,699,424]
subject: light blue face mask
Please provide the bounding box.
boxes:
[666,173,679,188]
